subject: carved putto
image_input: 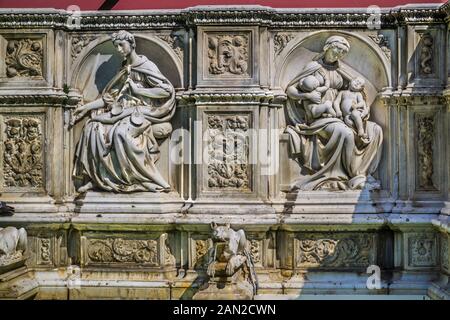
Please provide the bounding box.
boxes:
[5,39,43,78]
[285,35,383,191]
[207,34,249,75]
[72,30,176,193]
[0,227,27,266]
[206,223,257,297]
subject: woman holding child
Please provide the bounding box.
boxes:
[285,35,383,191]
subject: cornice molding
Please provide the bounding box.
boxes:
[0,5,446,30]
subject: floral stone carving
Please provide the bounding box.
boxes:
[285,35,383,191]
[5,39,43,78]
[71,35,96,61]
[87,238,159,265]
[206,115,250,190]
[296,233,375,268]
[274,33,295,56]
[409,235,436,267]
[207,34,249,76]
[72,30,176,193]
[3,117,43,189]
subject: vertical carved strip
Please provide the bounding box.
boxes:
[416,115,436,190]
[419,33,433,75]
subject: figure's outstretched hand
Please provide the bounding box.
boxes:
[71,104,89,126]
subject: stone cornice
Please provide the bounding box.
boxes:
[0,5,446,30]
[0,93,68,106]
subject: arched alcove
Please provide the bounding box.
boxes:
[277,31,392,191]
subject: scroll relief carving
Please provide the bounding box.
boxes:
[87,238,159,265]
[72,30,176,193]
[5,38,43,78]
[40,238,51,264]
[285,35,383,191]
[274,33,295,56]
[368,34,391,60]
[250,240,261,264]
[419,33,433,75]
[206,114,250,190]
[296,234,375,268]
[3,117,44,189]
[0,227,27,266]
[157,34,183,61]
[409,235,436,267]
[207,34,249,76]
[71,35,96,61]
[416,115,436,190]
[194,239,211,269]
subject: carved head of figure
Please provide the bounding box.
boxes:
[211,222,231,242]
[318,35,350,64]
[298,75,320,93]
[349,77,365,92]
[111,30,136,58]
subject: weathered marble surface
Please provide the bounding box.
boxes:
[0,3,449,299]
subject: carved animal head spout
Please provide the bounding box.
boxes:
[210,222,231,242]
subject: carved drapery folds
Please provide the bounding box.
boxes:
[284,35,383,191]
[206,114,250,190]
[207,34,249,76]
[3,116,44,189]
[5,39,43,78]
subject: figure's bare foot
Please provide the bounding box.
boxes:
[77,182,93,193]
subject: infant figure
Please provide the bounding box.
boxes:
[298,75,337,121]
[334,77,369,140]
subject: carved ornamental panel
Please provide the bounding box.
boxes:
[1,115,45,191]
[295,233,376,269]
[205,113,251,192]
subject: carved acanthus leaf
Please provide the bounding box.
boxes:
[5,39,43,78]
[87,238,159,265]
[207,34,249,76]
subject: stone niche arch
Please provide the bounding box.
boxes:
[71,34,183,102]
[276,31,392,192]
[69,34,184,195]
